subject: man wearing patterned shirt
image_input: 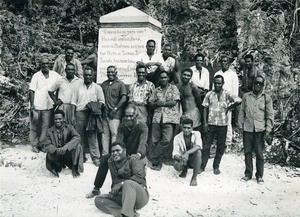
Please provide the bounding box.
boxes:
[214,55,239,151]
[148,71,181,170]
[128,65,155,124]
[201,75,241,175]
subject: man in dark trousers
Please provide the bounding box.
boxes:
[43,109,83,177]
[86,105,148,199]
[239,75,274,184]
[94,141,149,217]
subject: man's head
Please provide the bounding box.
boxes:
[194,53,205,69]
[244,54,254,70]
[214,75,224,92]
[110,141,127,162]
[124,105,137,127]
[65,46,75,62]
[181,68,193,84]
[220,55,230,71]
[83,67,94,85]
[54,110,65,128]
[159,71,169,88]
[146,39,156,55]
[65,63,75,79]
[40,57,50,73]
[162,44,171,57]
[136,65,147,83]
[107,65,117,81]
[181,118,193,137]
[253,75,264,94]
[86,41,95,54]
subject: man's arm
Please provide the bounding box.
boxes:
[29,90,35,111]
[42,130,57,154]
[136,123,148,159]
[202,107,209,132]
[80,54,96,65]
[75,59,83,78]
[227,93,242,113]
[238,95,246,129]
[265,95,275,133]
[62,125,81,151]
[192,84,203,110]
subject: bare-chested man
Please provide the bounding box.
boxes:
[176,68,203,129]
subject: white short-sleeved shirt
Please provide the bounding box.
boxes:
[136,52,164,73]
[190,66,210,90]
[162,56,176,72]
[214,69,239,96]
[71,82,105,111]
[48,77,83,104]
[29,70,61,110]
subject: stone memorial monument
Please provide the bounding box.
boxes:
[97,6,162,84]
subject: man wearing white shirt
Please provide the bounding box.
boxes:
[29,57,61,153]
[48,63,82,125]
[190,53,210,92]
[214,55,239,150]
[161,44,180,84]
[136,39,164,86]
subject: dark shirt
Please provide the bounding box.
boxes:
[116,121,148,158]
[108,156,147,188]
[101,78,127,119]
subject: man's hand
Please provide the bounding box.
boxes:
[56,147,67,155]
[182,153,189,163]
[130,154,140,160]
[110,182,123,196]
[71,116,76,126]
[156,100,164,108]
[264,131,272,145]
[108,109,117,119]
[55,99,63,108]
[30,105,35,112]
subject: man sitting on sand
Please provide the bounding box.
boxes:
[43,109,83,178]
[94,141,149,217]
[173,118,202,186]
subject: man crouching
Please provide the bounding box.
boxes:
[43,109,83,177]
[173,118,203,186]
[95,141,149,217]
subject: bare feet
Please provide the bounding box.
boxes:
[179,167,188,178]
[190,176,197,186]
[32,146,40,153]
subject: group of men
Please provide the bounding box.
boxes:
[28,39,274,217]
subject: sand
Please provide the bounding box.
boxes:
[1,145,300,217]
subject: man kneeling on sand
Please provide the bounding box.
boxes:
[43,109,83,177]
[94,141,149,217]
[173,118,202,186]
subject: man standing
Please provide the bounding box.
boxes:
[176,68,202,130]
[29,57,61,153]
[94,141,149,217]
[48,63,82,124]
[128,65,155,124]
[173,118,202,186]
[80,41,97,73]
[86,105,148,199]
[201,75,241,175]
[238,76,274,184]
[240,54,259,94]
[71,67,105,166]
[190,53,210,92]
[148,71,181,170]
[214,55,239,150]
[43,110,83,177]
[161,44,180,84]
[136,39,164,86]
[101,65,127,156]
[53,46,83,78]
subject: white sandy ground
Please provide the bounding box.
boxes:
[0,145,300,217]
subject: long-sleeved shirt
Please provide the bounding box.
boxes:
[53,54,83,78]
[116,121,148,158]
[238,91,274,133]
[108,157,147,188]
[43,123,81,154]
[190,66,210,90]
